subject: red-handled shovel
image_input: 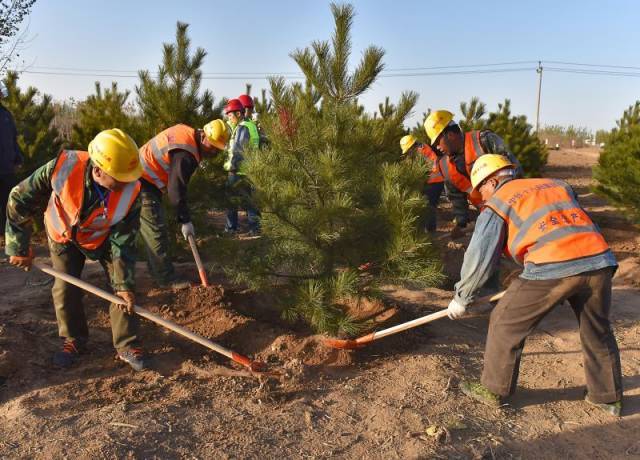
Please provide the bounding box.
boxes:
[324,290,506,350]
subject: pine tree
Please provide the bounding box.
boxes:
[135,22,228,245]
[459,97,486,131]
[136,21,223,138]
[220,3,443,336]
[486,99,548,176]
[71,82,143,148]
[593,101,640,223]
[2,71,62,177]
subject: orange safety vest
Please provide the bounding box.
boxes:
[416,145,444,184]
[437,130,485,205]
[139,124,201,190]
[485,178,610,266]
[44,150,141,251]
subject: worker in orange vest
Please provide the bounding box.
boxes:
[424,110,523,239]
[400,134,444,233]
[447,154,622,416]
[138,120,229,289]
[5,129,150,371]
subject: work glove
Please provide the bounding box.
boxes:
[447,298,467,320]
[181,222,195,241]
[116,291,136,315]
[9,247,34,271]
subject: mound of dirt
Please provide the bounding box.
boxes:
[140,285,354,373]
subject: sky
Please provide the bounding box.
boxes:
[7,0,640,132]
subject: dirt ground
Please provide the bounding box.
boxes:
[1,147,639,459]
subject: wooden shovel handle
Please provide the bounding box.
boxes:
[32,263,247,365]
[371,290,506,341]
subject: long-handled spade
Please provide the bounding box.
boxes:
[187,234,210,287]
[32,263,270,374]
[324,290,506,350]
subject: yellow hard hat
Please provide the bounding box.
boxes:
[88,129,142,183]
[470,154,515,190]
[400,135,417,154]
[203,119,230,150]
[424,110,455,145]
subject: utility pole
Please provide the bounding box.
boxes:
[535,60,543,133]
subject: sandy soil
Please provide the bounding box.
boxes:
[1,147,639,459]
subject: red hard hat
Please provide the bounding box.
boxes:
[224,98,244,114]
[238,94,254,109]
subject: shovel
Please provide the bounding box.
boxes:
[32,263,268,373]
[187,234,210,287]
[324,290,506,350]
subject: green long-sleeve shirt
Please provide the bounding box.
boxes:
[4,157,141,291]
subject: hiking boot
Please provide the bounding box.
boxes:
[53,338,86,368]
[585,394,622,417]
[459,380,502,408]
[117,347,149,372]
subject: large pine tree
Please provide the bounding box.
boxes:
[221,3,443,335]
[136,21,224,138]
[594,101,640,223]
[1,71,61,177]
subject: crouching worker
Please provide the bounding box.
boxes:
[138,120,229,288]
[447,154,623,416]
[5,129,148,371]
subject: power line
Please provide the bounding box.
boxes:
[545,60,640,71]
[14,61,640,80]
[17,66,538,80]
[24,60,541,75]
[379,67,536,78]
[545,67,640,77]
[382,60,539,72]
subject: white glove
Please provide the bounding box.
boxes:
[181,222,195,240]
[447,298,467,320]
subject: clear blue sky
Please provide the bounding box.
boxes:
[10,0,640,131]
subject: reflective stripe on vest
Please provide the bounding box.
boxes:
[438,155,483,205]
[224,121,238,172]
[44,150,141,250]
[485,178,610,266]
[464,130,483,174]
[139,124,201,189]
[241,120,260,149]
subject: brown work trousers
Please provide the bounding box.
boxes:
[481,267,622,404]
[49,240,139,351]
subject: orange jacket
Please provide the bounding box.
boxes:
[44,150,141,250]
[416,145,444,184]
[139,124,201,190]
[437,130,484,205]
[485,178,610,266]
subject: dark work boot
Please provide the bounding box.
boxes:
[52,338,86,368]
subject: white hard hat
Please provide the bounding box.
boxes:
[0,80,7,98]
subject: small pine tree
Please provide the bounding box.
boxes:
[71,82,143,148]
[459,97,486,132]
[2,71,62,177]
[136,21,224,138]
[593,101,640,223]
[220,3,443,336]
[486,99,548,176]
